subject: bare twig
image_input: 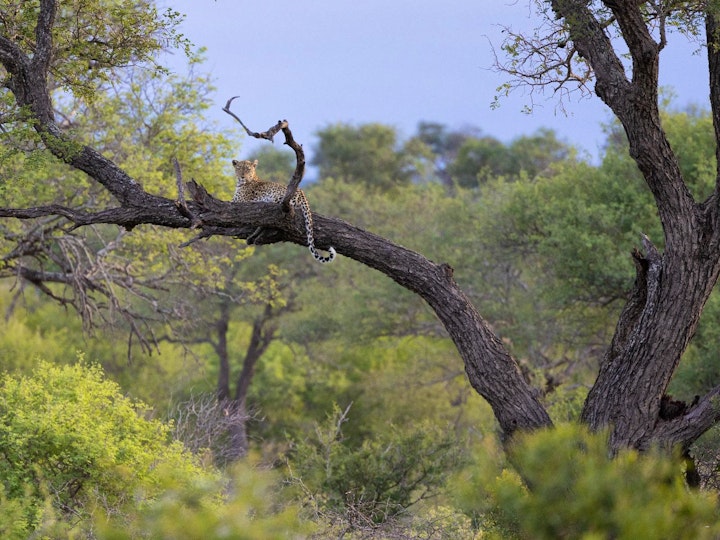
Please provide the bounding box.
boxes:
[173,157,189,213]
[222,96,285,142]
[221,97,306,211]
[178,230,214,248]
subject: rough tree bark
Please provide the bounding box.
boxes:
[546,1,720,451]
[4,0,720,453]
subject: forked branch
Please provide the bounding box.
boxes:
[222,96,305,211]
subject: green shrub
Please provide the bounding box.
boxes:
[0,360,213,536]
[97,463,312,540]
[454,424,720,539]
[287,404,464,528]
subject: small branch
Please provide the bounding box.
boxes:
[178,230,214,248]
[0,204,135,228]
[178,225,256,248]
[172,157,200,227]
[278,122,305,211]
[186,178,215,206]
[173,157,189,212]
[0,203,186,231]
[222,96,285,142]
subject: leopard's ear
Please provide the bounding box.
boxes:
[253,159,258,167]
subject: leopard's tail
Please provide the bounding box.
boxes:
[310,243,336,264]
[300,203,335,264]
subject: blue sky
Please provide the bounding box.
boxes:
[163,1,709,173]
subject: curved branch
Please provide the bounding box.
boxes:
[222,96,284,141]
[0,5,552,438]
[278,122,306,210]
[551,1,694,233]
[0,3,145,204]
[319,214,552,435]
[181,185,552,435]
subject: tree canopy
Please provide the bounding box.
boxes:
[5,3,720,535]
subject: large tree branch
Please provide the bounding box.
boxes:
[706,9,720,198]
[550,1,695,236]
[0,2,146,205]
[603,1,660,95]
[550,0,630,105]
[33,0,57,73]
[0,150,552,437]
[186,185,552,434]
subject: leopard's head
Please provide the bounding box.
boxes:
[232,159,259,181]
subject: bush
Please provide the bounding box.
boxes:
[454,424,720,539]
[0,360,213,537]
[287,404,465,532]
[97,462,312,540]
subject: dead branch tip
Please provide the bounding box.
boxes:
[222,97,287,142]
[172,157,195,222]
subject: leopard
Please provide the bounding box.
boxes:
[231,159,336,263]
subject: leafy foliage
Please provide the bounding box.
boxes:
[455,425,720,539]
[312,122,426,190]
[287,404,465,529]
[0,360,213,536]
[449,128,571,187]
[0,0,190,102]
[97,463,312,540]
[5,0,720,534]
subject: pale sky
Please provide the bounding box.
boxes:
[161,1,709,175]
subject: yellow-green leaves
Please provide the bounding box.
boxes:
[0,0,191,102]
[0,361,213,534]
[456,425,720,539]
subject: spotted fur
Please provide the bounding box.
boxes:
[231,159,336,263]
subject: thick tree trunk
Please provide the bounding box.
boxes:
[225,408,248,461]
[552,0,720,451]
